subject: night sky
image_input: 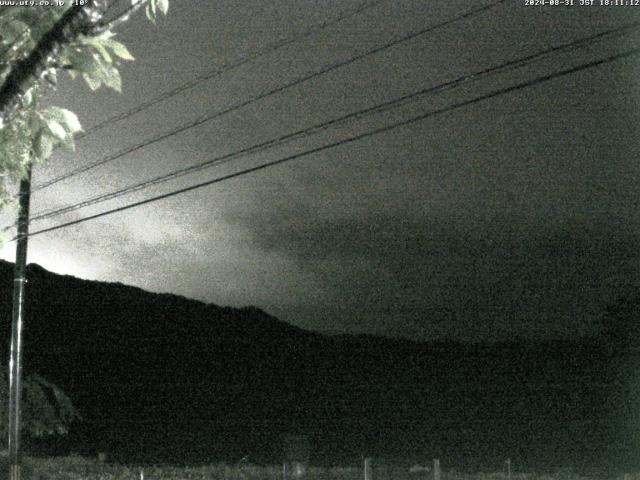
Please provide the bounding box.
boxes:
[1,0,639,342]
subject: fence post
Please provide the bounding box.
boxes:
[506,459,511,480]
[364,457,373,480]
[433,459,440,480]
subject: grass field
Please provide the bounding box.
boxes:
[8,456,639,480]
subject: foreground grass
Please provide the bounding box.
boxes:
[17,456,640,480]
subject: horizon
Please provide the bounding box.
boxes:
[0,257,630,469]
[3,1,640,475]
[1,259,613,346]
[1,1,638,342]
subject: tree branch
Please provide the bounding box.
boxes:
[0,1,109,126]
[89,0,148,36]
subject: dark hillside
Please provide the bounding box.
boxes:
[0,261,631,471]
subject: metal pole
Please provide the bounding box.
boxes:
[433,459,440,480]
[363,457,373,480]
[7,165,32,480]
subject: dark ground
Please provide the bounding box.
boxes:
[0,261,635,473]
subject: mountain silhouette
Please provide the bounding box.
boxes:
[0,261,633,472]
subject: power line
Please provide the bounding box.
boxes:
[20,21,640,227]
[75,0,385,139]
[31,0,506,191]
[17,47,640,241]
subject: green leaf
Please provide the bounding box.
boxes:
[10,8,62,42]
[80,52,117,92]
[157,0,169,15]
[87,55,122,93]
[45,107,82,134]
[82,72,101,90]
[0,19,30,46]
[59,133,76,153]
[65,47,103,76]
[104,38,134,61]
[80,34,115,63]
[45,120,66,141]
[0,7,22,20]
[92,42,112,63]
[102,64,122,93]
[146,0,157,24]
[33,130,54,161]
[17,371,81,438]
[21,88,33,107]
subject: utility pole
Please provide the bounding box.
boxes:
[7,165,32,480]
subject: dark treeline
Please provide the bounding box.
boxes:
[0,261,636,473]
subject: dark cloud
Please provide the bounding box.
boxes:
[223,200,639,340]
[2,1,640,342]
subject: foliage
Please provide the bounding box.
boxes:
[146,0,169,24]
[0,367,79,439]
[0,1,168,208]
[0,0,169,442]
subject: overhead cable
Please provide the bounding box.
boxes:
[32,0,506,191]
[23,21,640,226]
[17,47,639,241]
